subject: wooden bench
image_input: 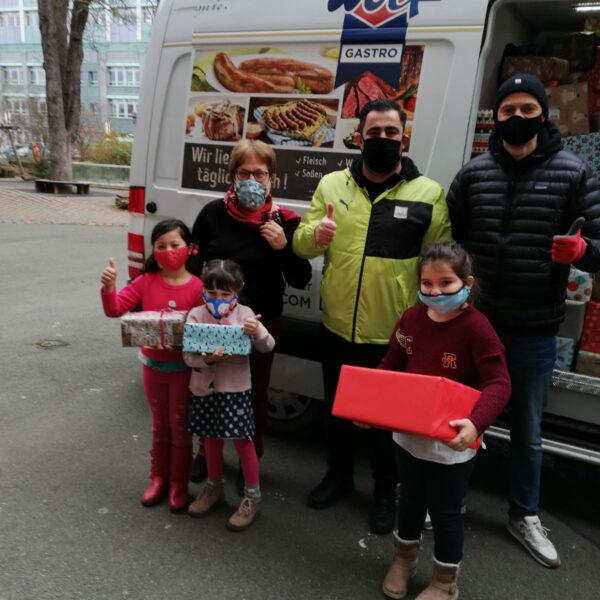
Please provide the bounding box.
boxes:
[34,179,91,195]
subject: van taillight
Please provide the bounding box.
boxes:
[128,186,145,214]
[127,186,146,278]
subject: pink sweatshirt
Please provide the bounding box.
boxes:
[183,303,275,396]
[101,271,203,362]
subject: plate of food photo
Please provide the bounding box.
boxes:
[252,98,337,147]
[185,98,246,142]
[206,52,337,95]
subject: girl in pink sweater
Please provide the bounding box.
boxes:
[101,219,203,512]
[184,259,274,531]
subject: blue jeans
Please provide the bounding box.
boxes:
[498,333,556,518]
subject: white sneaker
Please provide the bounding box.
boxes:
[507,515,561,568]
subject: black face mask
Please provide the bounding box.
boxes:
[495,114,543,146]
[361,137,402,174]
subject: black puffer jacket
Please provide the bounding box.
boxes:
[447,122,600,335]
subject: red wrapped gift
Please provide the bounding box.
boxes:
[332,366,481,447]
[580,301,600,353]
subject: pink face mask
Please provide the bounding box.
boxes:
[154,247,189,271]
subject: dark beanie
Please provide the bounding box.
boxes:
[493,73,549,120]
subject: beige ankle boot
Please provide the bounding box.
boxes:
[382,536,420,599]
[188,481,224,517]
[226,492,261,531]
[415,558,459,600]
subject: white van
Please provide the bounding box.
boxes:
[128,0,600,464]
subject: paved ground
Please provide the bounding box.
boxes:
[1,175,600,599]
[0,177,128,227]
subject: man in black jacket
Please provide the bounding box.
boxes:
[447,74,600,569]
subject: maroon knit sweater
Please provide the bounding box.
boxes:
[379,304,511,434]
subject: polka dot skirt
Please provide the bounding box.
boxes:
[189,390,255,439]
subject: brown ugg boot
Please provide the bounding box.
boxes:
[415,558,460,600]
[382,536,420,599]
[140,442,170,507]
[188,481,225,517]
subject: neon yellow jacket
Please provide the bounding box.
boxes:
[293,160,451,344]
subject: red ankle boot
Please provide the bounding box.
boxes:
[141,442,170,506]
[168,445,192,512]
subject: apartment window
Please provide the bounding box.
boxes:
[88,71,99,86]
[111,7,136,25]
[24,10,38,27]
[89,102,99,115]
[109,99,137,118]
[108,66,141,87]
[5,97,27,114]
[2,66,25,85]
[28,67,46,86]
[0,11,20,27]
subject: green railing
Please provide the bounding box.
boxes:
[72,162,130,184]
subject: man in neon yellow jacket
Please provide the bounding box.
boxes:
[293,99,451,534]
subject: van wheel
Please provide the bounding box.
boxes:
[266,388,326,438]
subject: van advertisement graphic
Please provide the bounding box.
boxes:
[181,0,431,199]
[181,43,424,200]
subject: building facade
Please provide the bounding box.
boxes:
[0,0,155,148]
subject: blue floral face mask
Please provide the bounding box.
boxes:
[202,290,238,319]
[418,286,470,315]
[235,179,267,209]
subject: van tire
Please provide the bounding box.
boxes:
[266,388,327,439]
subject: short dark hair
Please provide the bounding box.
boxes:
[418,242,476,297]
[358,99,407,134]
[141,218,193,274]
[201,259,245,293]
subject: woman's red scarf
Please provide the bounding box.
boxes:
[224,184,300,229]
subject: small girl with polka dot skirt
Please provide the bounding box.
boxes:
[183,259,274,530]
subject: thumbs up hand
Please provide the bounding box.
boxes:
[101,257,118,292]
[552,217,587,264]
[315,203,337,247]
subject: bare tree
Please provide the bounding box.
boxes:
[38,0,91,181]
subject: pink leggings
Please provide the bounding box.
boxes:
[141,365,192,449]
[204,437,259,487]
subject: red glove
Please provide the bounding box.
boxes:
[552,229,587,264]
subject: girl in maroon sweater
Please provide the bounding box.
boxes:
[378,242,511,600]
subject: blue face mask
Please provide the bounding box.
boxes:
[202,291,238,319]
[418,286,470,315]
[235,179,267,209]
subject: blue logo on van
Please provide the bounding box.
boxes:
[328,0,439,28]
[329,0,440,88]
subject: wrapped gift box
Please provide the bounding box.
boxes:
[183,322,252,355]
[558,299,587,340]
[567,266,593,302]
[121,310,187,347]
[555,336,576,371]
[501,55,570,83]
[544,32,598,71]
[332,365,481,447]
[575,350,600,376]
[580,301,600,353]
[562,131,600,178]
[547,82,589,136]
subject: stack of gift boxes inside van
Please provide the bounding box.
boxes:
[473,21,600,169]
[557,270,600,376]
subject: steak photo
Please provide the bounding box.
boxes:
[200,100,245,141]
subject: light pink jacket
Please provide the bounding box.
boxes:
[183,303,275,396]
